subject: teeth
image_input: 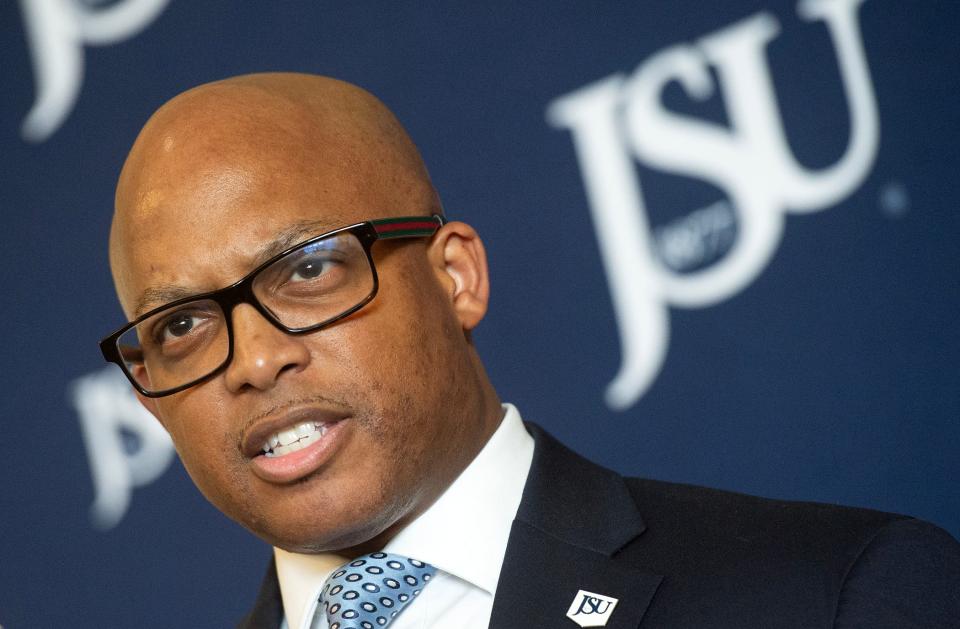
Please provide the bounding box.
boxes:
[278,440,306,455]
[261,422,327,457]
[278,429,299,446]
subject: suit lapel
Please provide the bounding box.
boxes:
[489,424,662,629]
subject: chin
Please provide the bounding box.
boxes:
[243,497,404,555]
[218,456,418,553]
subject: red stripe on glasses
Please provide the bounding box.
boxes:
[374,221,439,233]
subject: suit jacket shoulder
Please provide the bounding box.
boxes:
[618,476,960,627]
[490,423,960,628]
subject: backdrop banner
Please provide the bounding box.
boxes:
[2,1,957,626]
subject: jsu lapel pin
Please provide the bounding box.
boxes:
[566,589,619,627]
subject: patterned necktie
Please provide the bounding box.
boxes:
[319,552,436,629]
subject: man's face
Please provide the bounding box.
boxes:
[112,99,487,552]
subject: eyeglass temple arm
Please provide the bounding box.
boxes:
[370,214,446,239]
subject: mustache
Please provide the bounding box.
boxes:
[241,393,352,433]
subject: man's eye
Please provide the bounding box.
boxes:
[155,312,201,344]
[290,257,330,281]
[166,314,194,336]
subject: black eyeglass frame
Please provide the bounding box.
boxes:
[99,214,447,398]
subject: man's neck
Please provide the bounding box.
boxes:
[337,397,506,558]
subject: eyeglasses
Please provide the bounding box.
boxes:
[100,214,446,397]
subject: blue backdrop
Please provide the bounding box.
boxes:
[2,1,957,626]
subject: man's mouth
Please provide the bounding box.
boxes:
[243,408,349,484]
[261,421,330,457]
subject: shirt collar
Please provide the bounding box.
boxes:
[383,403,533,594]
[273,403,534,629]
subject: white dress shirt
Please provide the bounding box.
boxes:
[275,403,535,629]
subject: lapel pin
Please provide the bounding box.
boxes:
[566,589,619,627]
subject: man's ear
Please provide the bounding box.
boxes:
[427,221,490,331]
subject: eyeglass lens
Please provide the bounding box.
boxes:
[115,231,374,394]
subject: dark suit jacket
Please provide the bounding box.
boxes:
[238,423,960,628]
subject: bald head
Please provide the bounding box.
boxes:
[111,72,440,316]
[104,73,502,554]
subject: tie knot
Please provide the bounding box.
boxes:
[319,552,436,629]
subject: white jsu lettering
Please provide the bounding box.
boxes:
[547,0,878,410]
[18,0,170,142]
[72,367,174,530]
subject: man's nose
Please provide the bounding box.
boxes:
[223,303,310,392]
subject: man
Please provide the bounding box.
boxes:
[102,73,960,628]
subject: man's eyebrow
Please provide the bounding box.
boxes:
[250,218,346,267]
[132,217,350,319]
[133,285,199,319]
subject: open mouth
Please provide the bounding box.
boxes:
[246,412,348,484]
[260,421,330,458]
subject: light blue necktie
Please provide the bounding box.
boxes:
[319,552,436,629]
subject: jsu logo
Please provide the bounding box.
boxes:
[566,590,619,627]
[72,367,175,529]
[18,0,170,141]
[548,0,879,410]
